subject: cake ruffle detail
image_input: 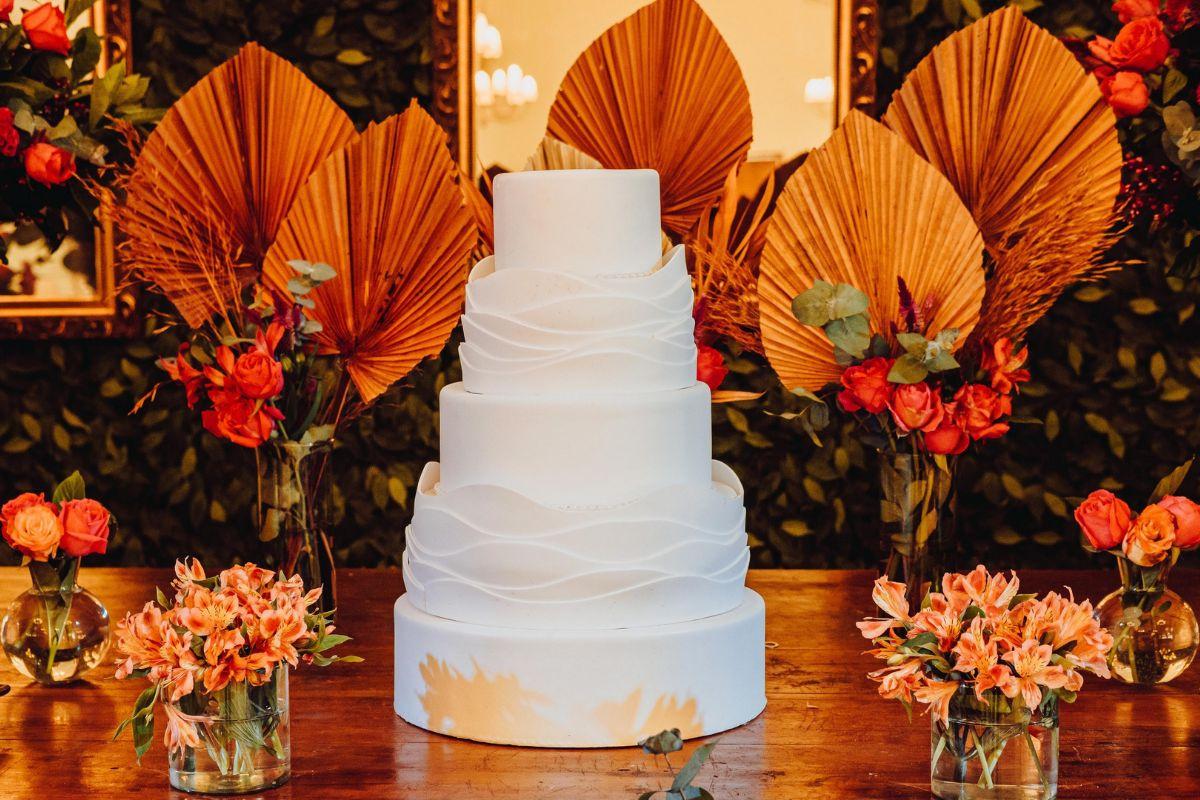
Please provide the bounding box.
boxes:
[402,460,750,630]
[460,245,697,394]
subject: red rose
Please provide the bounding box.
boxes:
[837,357,894,415]
[21,3,70,56]
[887,383,944,433]
[1074,489,1133,550]
[981,338,1031,395]
[232,351,284,399]
[696,344,729,392]
[202,388,283,448]
[23,142,75,186]
[1108,17,1172,71]
[58,498,112,557]
[923,406,970,455]
[1157,495,1200,549]
[0,0,12,23]
[1101,71,1152,117]
[1166,0,1199,30]
[1115,0,1161,23]
[952,384,1010,441]
[0,108,17,158]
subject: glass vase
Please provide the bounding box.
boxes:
[1096,559,1198,685]
[931,685,1059,800]
[168,665,291,794]
[879,447,958,610]
[0,558,110,685]
[256,439,336,614]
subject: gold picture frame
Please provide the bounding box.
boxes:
[431,0,880,175]
[0,0,138,338]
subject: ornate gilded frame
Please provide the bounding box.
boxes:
[0,0,138,339]
[431,0,880,174]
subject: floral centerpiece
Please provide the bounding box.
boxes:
[1074,461,1200,684]
[859,566,1113,800]
[0,471,114,684]
[114,558,359,794]
[0,1,158,286]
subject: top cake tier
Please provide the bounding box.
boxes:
[493,169,662,276]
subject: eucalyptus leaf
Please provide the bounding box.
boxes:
[791,280,835,326]
[825,314,870,359]
[888,354,928,384]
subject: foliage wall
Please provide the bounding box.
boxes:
[0,0,1197,571]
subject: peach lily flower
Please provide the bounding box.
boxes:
[857,577,912,639]
[1000,640,1069,710]
[914,679,961,723]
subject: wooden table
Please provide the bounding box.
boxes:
[1,567,1197,798]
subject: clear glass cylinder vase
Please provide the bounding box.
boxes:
[168,665,291,794]
[931,686,1058,800]
[1096,559,1198,685]
[256,439,336,614]
[0,559,110,685]
[879,447,958,610]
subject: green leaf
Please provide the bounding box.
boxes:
[1149,459,1193,503]
[0,78,56,106]
[1164,69,1189,104]
[670,740,719,792]
[65,0,93,24]
[89,61,125,130]
[309,262,337,282]
[70,29,102,83]
[51,471,86,503]
[337,49,372,66]
[829,283,869,319]
[896,332,927,355]
[888,354,928,384]
[824,314,870,359]
[791,280,835,326]
[960,0,983,19]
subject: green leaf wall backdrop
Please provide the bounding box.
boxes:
[0,0,1195,570]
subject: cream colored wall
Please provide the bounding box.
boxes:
[475,0,836,172]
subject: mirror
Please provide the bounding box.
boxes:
[432,0,879,178]
[0,0,136,338]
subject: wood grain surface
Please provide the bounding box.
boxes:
[0,567,1196,799]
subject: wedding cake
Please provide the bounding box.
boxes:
[393,169,765,747]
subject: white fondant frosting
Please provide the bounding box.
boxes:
[437,381,713,509]
[403,461,750,629]
[460,246,697,394]
[493,169,662,276]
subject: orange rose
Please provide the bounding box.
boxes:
[1074,489,1133,551]
[59,498,112,557]
[1157,495,1200,549]
[696,344,729,392]
[837,357,894,415]
[6,504,64,561]
[1107,17,1171,70]
[202,388,283,448]
[887,383,944,433]
[1,492,49,530]
[981,338,1031,394]
[1101,71,1151,118]
[1115,0,1161,23]
[1122,505,1177,566]
[0,0,12,23]
[232,351,284,400]
[923,405,970,455]
[23,142,75,186]
[952,384,1011,441]
[20,3,69,55]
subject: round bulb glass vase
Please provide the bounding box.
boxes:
[1096,558,1198,685]
[1,558,110,685]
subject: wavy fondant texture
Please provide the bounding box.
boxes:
[403,462,750,629]
[460,246,696,394]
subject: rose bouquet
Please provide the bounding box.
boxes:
[114,558,358,793]
[1074,461,1200,683]
[0,470,115,683]
[859,566,1112,800]
[0,1,158,286]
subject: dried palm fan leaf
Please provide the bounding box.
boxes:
[119,42,356,329]
[546,0,752,237]
[882,6,1122,347]
[758,112,987,393]
[461,169,494,260]
[262,102,477,404]
[687,165,774,355]
[523,136,602,171]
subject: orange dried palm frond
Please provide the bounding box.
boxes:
[686,165,774,354]
[882,6,1122,348]
[461,168,494,260]
[523,136,602,171]
[262,102,477,404]
[546,0,752,237]
[119,43,356,328]
[758,112,986,393]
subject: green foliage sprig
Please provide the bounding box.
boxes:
[636,729,719,800]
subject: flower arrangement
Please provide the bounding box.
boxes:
[0,1,158,282]
[0,470,115,683]
[114,559,358,791]
[1074,460,1200,683]
[859,566,1112,797]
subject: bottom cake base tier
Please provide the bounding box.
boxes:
[393,588,766,748]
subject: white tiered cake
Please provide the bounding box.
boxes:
[393,169,765,747]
